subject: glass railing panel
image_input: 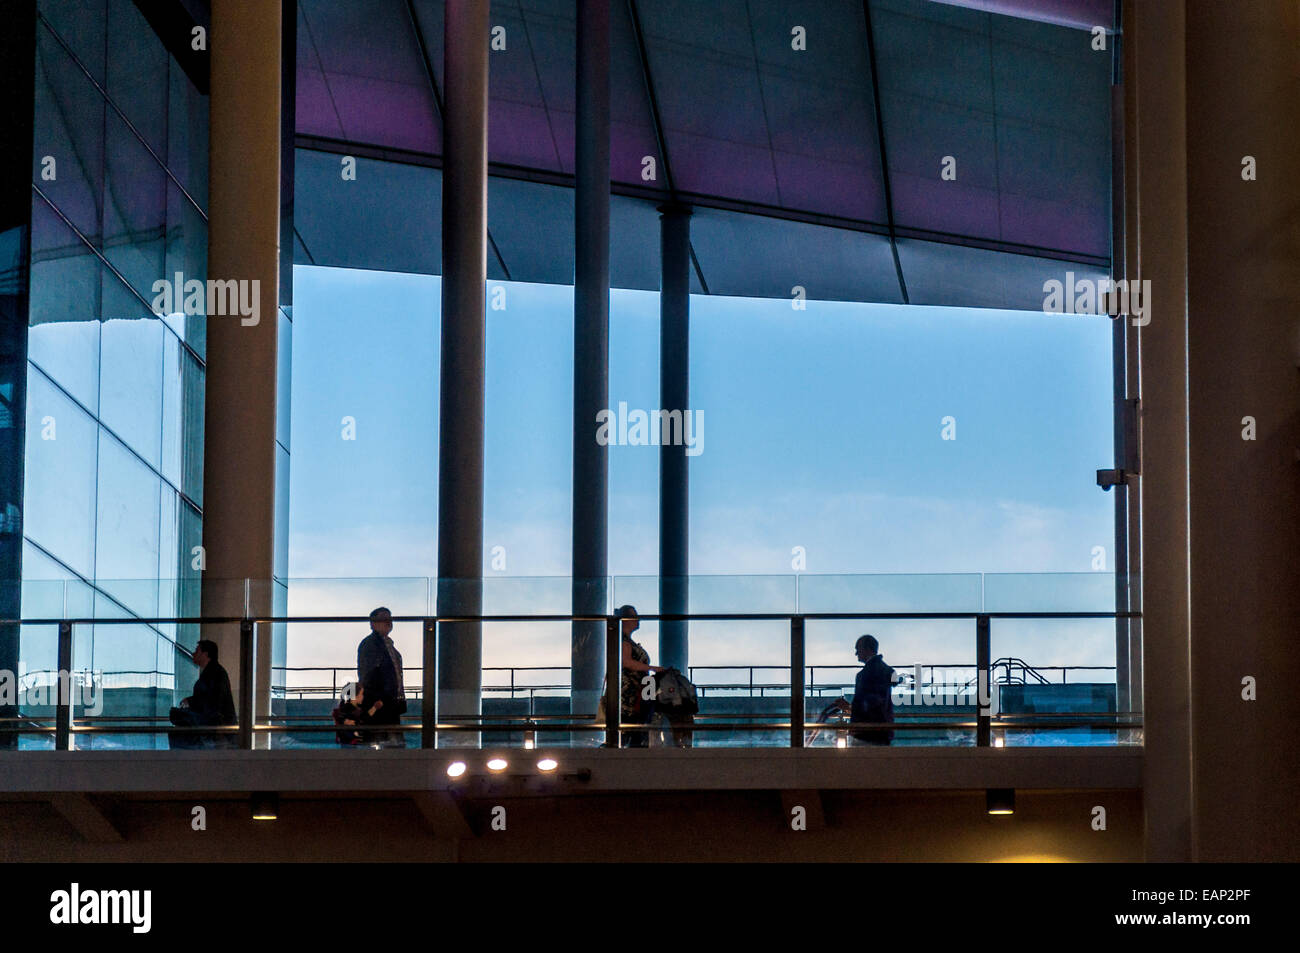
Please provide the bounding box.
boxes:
[83,590,173,750]
[483,613,572,749]
[805,617,976,747]
[989,617,1127,746]
[982,572,1117,614]
[797,573,983,614]
[676,617,790,747]
[10,623,59,749]
[481,574,574,616]
[280,576,429,747]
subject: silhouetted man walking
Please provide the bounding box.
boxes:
[835,634,895,745]
[357,607,406,747]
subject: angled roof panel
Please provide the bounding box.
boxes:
[298,0,440,153]
[897,236,1106,310]
[487,176,574,284]
[294,149,442,275]
[871,0,1110,259]
[634,0,784,206]
[690,208,901,304]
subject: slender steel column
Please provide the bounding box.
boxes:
[976,615,991,747]
[658,205,691,672]
[1109,75,1132,720]
[201,0,282,728]
[437,0,490,744]
[789,616,805,748]
[571,0,611,722]
[55,622,72,751]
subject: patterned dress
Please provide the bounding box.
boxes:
[620,637,651,722]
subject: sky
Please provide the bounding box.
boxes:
[286,264,1118,690]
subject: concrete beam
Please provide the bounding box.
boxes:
[410,790,475,839]
[50,793,123,843]
[0,747,1142,794]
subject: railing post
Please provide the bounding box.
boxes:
[605,615,620,748]
[422,617,438,749]
[238,620,255,749]
[790,615,805,748]
[56,621,73,750]
[976,614,991,746]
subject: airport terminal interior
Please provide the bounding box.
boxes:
[0,0,1297,863]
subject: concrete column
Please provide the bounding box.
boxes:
[658,205,690,672]
[1184,0,1300,861]
[570,0,611,720]
[437,0,490,742]
[200,0,282,732]
[1123,0,1193,862]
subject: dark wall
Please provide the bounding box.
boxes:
[0,0,37,750]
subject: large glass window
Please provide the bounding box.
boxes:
[17,0,208,747]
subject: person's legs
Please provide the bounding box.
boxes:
[364,701,402,747]
[667,712,694,747]
[620,706,651,747]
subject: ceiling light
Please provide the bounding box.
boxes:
[251,791,278,820]
[986,788,1015,815]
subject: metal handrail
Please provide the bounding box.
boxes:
[1,609,1142,751]
[3,610,1141,625]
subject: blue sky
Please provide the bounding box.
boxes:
[286,264,1117,684]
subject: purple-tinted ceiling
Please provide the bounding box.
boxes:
[294,0,1114,302]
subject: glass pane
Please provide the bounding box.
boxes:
[99,313,164,469]
[93,430,161,614]
[33,24,105,244]
[27,201,102,415]
[23,371,99,577]
[101,104,166,305]
[106,0,168,158]
[166,47,209,203]
[160,330,203,503]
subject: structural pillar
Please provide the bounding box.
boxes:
[658,205,691,672]
[570,0,611,722]
[200,0,282,735]
[1124,0,1192,863]
[1183,0,1300,861]
[437,0,490,743]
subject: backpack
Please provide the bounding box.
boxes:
[655,667,699,716]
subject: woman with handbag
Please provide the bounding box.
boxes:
[601,605,665,747]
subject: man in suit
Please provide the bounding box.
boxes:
[835,634,896,745]
[357,607,406,747]
[174,639,237,748]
